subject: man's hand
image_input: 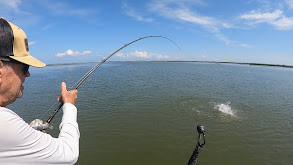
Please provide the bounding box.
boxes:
[57,82,78,105]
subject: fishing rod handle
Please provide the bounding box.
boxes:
[46,102,64,124]
[187,145,201,165]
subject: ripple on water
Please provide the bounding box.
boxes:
[175,97,244,120]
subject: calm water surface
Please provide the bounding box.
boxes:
[10,62,293,165]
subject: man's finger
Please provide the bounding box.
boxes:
[57,96,62,102]
[61,82,67,94]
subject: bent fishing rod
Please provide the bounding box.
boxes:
[30,35,181,131]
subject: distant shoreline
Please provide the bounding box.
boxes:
[47,61,293,68]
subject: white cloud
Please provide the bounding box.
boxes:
[286,0,293,9]
[42,24,54,31]
[0,0,21,10]
[240,44,252,48]
[122,3,153,22]
[56,49,92,57]
[28,41,36,46]
[270,16,293,30]
[1,0,97,25]
[148,1,215,26]
[240,9,293,30]
[148,0,249,47]
[35,0,98,20]
[174,8,214,25]
[116,51,170,59]
[0,0,30,15]
[240,10,283,22]
[67,8,97,18]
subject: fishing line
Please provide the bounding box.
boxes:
[32,35,182,130]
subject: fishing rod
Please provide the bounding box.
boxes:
[187,125,206,165]
[30,35,181,131]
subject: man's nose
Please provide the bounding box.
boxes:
[26,71,30,77]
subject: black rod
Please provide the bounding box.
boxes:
[45,36,181,124]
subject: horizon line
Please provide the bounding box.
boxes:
[46,61,293,68]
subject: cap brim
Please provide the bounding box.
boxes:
[9,55,46,68]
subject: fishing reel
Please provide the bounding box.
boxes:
[197,125,205,147]
[30,119,54,131]
[187,125,206,165]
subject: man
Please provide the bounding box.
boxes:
[0,18,79,164]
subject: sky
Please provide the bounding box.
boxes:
[1,0,293,65]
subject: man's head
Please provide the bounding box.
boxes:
[0,18,46,106]
[0,17,46,67]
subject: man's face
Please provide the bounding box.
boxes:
[0,62,30,107]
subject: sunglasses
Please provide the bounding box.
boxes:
[20,64,29,75]
[1,58,30,75]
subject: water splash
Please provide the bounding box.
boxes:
[214,102,235,116]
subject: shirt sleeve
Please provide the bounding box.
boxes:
[0,103,80,165]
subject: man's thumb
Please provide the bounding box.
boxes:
[61,82,67,93]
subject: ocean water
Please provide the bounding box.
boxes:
[9,62,293,165]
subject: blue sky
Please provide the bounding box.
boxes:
[1,0,293,65]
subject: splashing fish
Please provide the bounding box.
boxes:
[214,102,235,116]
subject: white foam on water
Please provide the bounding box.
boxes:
[214,102,235,116]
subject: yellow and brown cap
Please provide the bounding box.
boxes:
[0,17,46,67]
